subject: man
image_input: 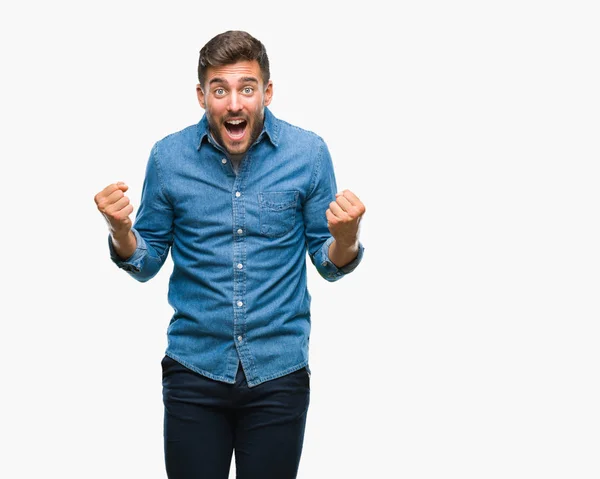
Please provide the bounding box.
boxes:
[94,30,365,478]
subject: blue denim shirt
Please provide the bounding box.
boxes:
[109,108,364,386]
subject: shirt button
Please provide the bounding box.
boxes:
[237,263,243,270]
[322,261,329,267]
[235,191,241,197]
[237,336,243,342]
[221,158,227,164]
[237,228,243,235]
[237,301,243,307]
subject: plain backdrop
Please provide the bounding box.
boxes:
[2,1,599,478]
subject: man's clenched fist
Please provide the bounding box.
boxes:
[326,189,366,246]
[94,182,134,236]
[94,182,138,260]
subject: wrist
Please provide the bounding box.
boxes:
[334,237,358,250]
[111,227,132,243]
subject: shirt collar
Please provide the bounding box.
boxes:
[196,107,280,151]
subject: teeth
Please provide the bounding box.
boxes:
[227,120,244,125]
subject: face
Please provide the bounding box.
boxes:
[196,60,273,159]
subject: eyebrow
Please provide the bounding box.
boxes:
[208,76,259,87]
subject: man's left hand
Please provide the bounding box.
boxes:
[326,189,366,246]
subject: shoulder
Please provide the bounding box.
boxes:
[275,117,326,147]
[155,123,199,150]
[150,122,202,164]
[266,108,327,150]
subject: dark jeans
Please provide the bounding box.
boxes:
[162,355,310,479]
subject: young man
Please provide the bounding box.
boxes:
[94,30,365,478]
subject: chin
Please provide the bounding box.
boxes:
[226,141,249,155]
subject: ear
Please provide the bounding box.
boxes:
[196,84,206,109]
[263,80,273,107]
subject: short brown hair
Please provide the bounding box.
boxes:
[198,30,270,88]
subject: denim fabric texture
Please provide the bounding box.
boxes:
[110,108,364,386]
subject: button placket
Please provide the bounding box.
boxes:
[231,172,248,358]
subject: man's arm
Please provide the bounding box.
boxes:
[326,189,366,268]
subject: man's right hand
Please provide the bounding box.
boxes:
[94,182,137,259]
[95,182,134,235]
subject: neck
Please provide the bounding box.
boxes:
[229,152,245,162]
[208,132,245,162]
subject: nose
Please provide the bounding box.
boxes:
[227,92,243,113]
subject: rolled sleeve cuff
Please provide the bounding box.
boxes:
[108,228,148,273]
[314,236,365,281]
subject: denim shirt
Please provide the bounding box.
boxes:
[109,108,364,386]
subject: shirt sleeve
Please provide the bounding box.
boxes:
[303,139,364,282]
[109,143,174,282]
[311,236,365,281]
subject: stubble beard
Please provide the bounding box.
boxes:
[207,108,265,158]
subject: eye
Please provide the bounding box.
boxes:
[242,86,254,95]
[214,88,226,97]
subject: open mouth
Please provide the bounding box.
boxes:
[224,119,247,140]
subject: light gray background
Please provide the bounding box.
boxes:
[2,1,599,477]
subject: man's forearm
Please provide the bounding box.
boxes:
[328,239,359,268]
[111,230,137,260]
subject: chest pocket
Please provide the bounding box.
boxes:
[259,191,299,237]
